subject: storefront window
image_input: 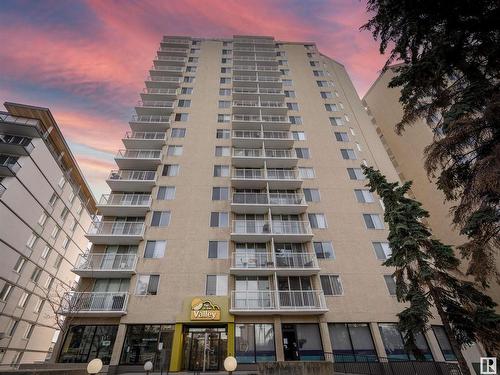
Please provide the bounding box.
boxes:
[432,326,457,361]
[236,324,275,363]
[329,323,377,362]
[295,324,324,360]
[378,324,433,361]
[59,325,118,364]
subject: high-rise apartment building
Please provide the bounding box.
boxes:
[0,103,95,366]
[52,36,478,373]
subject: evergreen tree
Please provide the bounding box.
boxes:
[362,165,500,374]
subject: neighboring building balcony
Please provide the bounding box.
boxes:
[233,55,277,62]
[232,87,285,101]
[150,65,184,76]
[114,149,162,170]
[60,292,129,317]
[231,168,302,189]
[86,220,145,245]
[230,251,319,276]
[141,88,178,102]
[122,131,167,149]
[158,47,189,56]
[0,135,34,155]
[233,75,282,88]
[231,192,307,214]
[72,253,138,278]
[232,130,293,148]
[232,148,297,168]
[233,65,280,73]
[232,100,287,115]
[106,170,157,192]
[0,112,42,137]
[0,155,21,177]
[231,220,313,242]
[161,37,191,45]
[129,115,170,132]
[145,75,181,88]
[233,46,276,54]
[96,193,152,216]
[135,100,174,116]
[232,115,291,130]
[154,55,187,66]
[230,290,327,315]
[234,38,275,45]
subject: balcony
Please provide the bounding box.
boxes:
[230,290,327,315]
[129,115,170,132]
[232,148,297,168]
[232,130,293,148]
[154,55,187,66]
[0,135,34,156]
[0,112,42,137]
[233,55,277,62]
[60,292,129,316]
[161,37,191,45]
[233,47,276,54]
[232,87,285,101]
[233,75,282,88]
[231,220,312,242]
[231,251,319,276]
[232,115,291,130]
[145,75,181,89]
[96,193,152,216]
[135,100,174,116]
[150,65,184,75]
[233,38,275,45]
[231,192,307,214]
[0,155,21,177]
[122,131,167,149]
[231,168,302,189]
[232,100,287,115]
[158,47,188,56]
[114,149,162,170]
[233,65,280,73]
[86,221,145,245]
[72,253,138,278]
[0,182,5,197]
[106,170,157,192]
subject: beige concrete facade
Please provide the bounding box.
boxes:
[0,103,95,366]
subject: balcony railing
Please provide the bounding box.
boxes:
[137,100,174,108]
[158,47,188,53]
[146,76,181,82]
[234,38,275,44]
[151,66,184,72]
[74,253,138,272]
[233,65,280,72]
[232,148,296,159]
[232,192,305,206]
[0,112,42,134]
[233,75,281,82]
[98,193,151,206]
[162,37,191,44]
[232,251,317,269]
[108,170,156,182]
[0,156,21,175]
[232,115,289,123]
[155,55,187,62]
[87,221,145,236]
[266,169,299,180]
[61,292,129,314]
[143,88,178,95]
[230,290,326,311]
[232,168,300,181]
[232,87,284,95]
[233,130,292,140]
[233,55,277,62]
[232,220,312,235]
[233,47,276,53]
[232,100,286,108]
[272,220,312,235]
[115,149,161,159]
[124,132,167,141]
[0,135,35,151]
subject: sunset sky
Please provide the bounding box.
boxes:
[0,0,387,199]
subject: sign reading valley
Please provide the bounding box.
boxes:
[190,298,221,321]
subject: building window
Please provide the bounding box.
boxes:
[174,113,188,122]
[59,325,118,364]
[214,165,230,177]
[157,186,176,200]
[219,88,231,96]
[313,241,334,259]
[310,61,319,67]
[356,142,362,151]
[38,212,48,226]
[215,146,231,157]
[136,275,160,295]
[286,102,299,111]
[340,148,357,160]
[208,241,228,259]
[206,275,228,295]
[183,76,195,83]
[0,283,13,301]
[308,213,327,229]
[210,212,229,227]
[325,104,338,112]
[151,211,171,227]
[31,267,42,283]
[212,187,229,200]
[432,326,457,361]
[303,188,320,202]
[62,236,70,249]
[328,323,377,362]
[177,99,191,108]
[298,167,315,179]
[320,91,333,99]
[282,79,293,86]
[347,168,365,180]
[167,145,183,156]
[188,56,199,62]
[41,246,51,259]
[49,192,58,206]
[171,128,186,138]
[219,100,231,108]
[236,323,276,363]
[383,275,397,295]
[34,298,44,313]
[280,69,290,75]
[18,292,30,308]
[330,117,344,126]
[373,242,392,260]
[289,116,303,125]
[144,240,166,258]
[216,129,231,139]
[284,90,295,98]
[162,164,180,176]
[185,66,197,73]
[220,77,231,84]
[354,189,374,203]
[221,58,232,64]
[13,257,26,273]
[295,148,310,159]
[363,214,384,229]
[54,255,63,269]
[286,324,324,360]
[8,320,19,336]
[292,131,306,140]
[120,325,174,366]
[378,323,433,361]
[321,275,343,295]
[26,232,38,249]
[334,132,349,142]
[317,80,332,87]
[217,114,231,123]
[221,67,231,74]
[51,226,60,239]
[313,70,325,76]
[180,87,193,95]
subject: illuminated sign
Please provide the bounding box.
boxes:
[190,298,221,321]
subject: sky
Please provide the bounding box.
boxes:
[0,0,387,199]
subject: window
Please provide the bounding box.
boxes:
[284,90,295,98]
[144,240,166,258]
[221,58,232,64]
[373,242,392,260]
[34,297,44,313]
[220,67,231,74]
[310,61,319,67]
[363,214,384,229]
[38,212,48,226]
[219,100,231,108]
[60,207,69,220]
[289,116,302,125]
[313,70,325,76]
[295,148,310,159]
[349,127,356,136]
[384,275,397,295]
[185,66,196,72]
[219,88,231,96]
[45,276,54,289]
[41,246,51,259]
[320,91,333,99]
[171,128,186,138]
[54,254,63,269]
[317,80,332,87]
[324,103,338,112]
[167,145,183,156]
[69,190,76,203]
[298,167,315,179]
[345,114,350,122]
[303,188,320,202]
[329,323,377,362]
[13,257,26,273]
[23,324,35,339]
[206,275,228,295]
[220,77,231,84]
[282,79,293,86]
[280,69,290,75]
[217,114,231,123]
[151,211,171,227]
[278,59,288,65]
[31,267,42,282]
[180,87,193,95]
[119,325,173,365]
[334,132,349,142]
[214,165,229,177]
[354,189,374,203]
[58,176,66,188]
[321,275,343,295]
[222,49,231,55]
[236,324,276,364]
[378,323,433,361]
[215,146,231,157]
[162,164,179,176]
[356,142,362,151]
[340,149,357,160]
[208,241,228,259]
[308,213,327,228]
[18,291,30,308]
[212,187,229,200]
[0,283,13,301]
[135,275,160,295]
[174,113,188,122]
[26,233,37,249]
[188,57,198,63]
[286,102,299,110]
[347,168,365,180]
[7,320,19,336]
[157,186,175,200]
[183,76,195,83]
[76,203,83,215]
[292,131,306,140]
[432,326,457,361]
[330,117,344,126]
[314,241,334,259]
[216,129,230,139]
[48,192,58,206]
[62,236,70,250]
[51,226,60,239]
[210,212,229,227]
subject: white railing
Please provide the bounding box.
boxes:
[230,290,326,311]
[233,130,263,139]
[231,251,317,269]
[265,149,296,158]
[152,66,183,72]
[232,148,295,159]
[233,65,279,72]
[137,100,174,108]
[143,88,178,95]
[232,115,289,123]
[274,252,318,269]
[232,168,265,179]
[74,253,138,272]
[61,292,129,313]
[232,220,271,234]
[87,221,145,236]
[233,55,276,62]
[271,220,312,235]
[232,168,300,180]
[233,100,259,107]
[0,113,41,129]
[233,47,276,53]
[158,47,188,53]
[146,76,181,82]
[232,88,284,95]
[155,56,186,62]
[162,38,190,44]
[234,38,275,44]
[277,290,326,310]
[266,169,300,180]
[130,115,170,123]
[233,76,281,82]
[233,148,263,157]
[232,100,285,108]
[232,192,268,205]
[124,132,167,141]
[232,252,273,268]
[232,220,312,235]
[98,193,151,206]
[269,193,305,205]
[108,170,156,182]
[116,149,161,159]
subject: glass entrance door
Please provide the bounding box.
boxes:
[183,327,227,372]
